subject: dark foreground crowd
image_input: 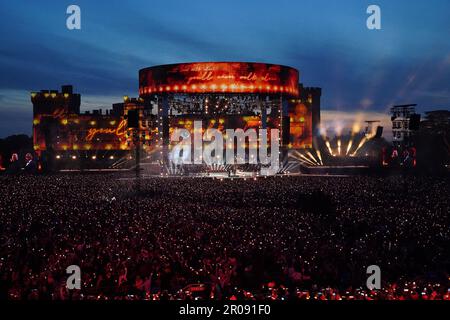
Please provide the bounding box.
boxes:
[0,174,449,300]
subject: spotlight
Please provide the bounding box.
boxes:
[351,137,368,156]
[325,141,333,156]
[346,139,353,155]
[316,150,323,165]
[92,155,96,160]
[306,151,320,165]
[56,155,61,159]
[109,155,114,160]
[72,155,77,160]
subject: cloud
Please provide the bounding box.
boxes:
[0,32,144,95]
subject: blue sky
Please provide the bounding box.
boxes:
[0,0,449,137]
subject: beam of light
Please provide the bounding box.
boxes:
[299,156,316,166]
[280,162,292,173]
[352,117,363,134]
[291,154,314,166]
[287,163,297,172]
[315,150,323,165]
[282,163,294,173]
[352,122,361,134]
[325,140,333,156]
[306,151,320,165]
[301,155,317,166]
[319,124,327,138]
[208,163,225,171]
[365,129,376,140]
[298,151,318,166]
[334,121,343,136]
[111,157,127,168]
[289,163,300,173]
[293,151,316,166]
[288,151,300,161]
[346,139,353,156]
[292,152,314,166]
[351,137,367,156]
[337,139,341,156]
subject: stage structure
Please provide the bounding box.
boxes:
[139,62,319,174]
[31,62,321,174]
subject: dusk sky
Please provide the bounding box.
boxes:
[0,0,449,138]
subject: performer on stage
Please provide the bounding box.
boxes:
[23,153,37,174]
[6,153,20,174]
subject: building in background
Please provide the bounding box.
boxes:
[298,84,321,138]
[31,86,152,170]
[420,110,450,133]
[413,109,450,171]
[390,104,417,147]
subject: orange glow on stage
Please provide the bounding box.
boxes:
[85,119,126,142]
[139,62,299,97]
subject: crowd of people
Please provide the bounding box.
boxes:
[0,173,449,300]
